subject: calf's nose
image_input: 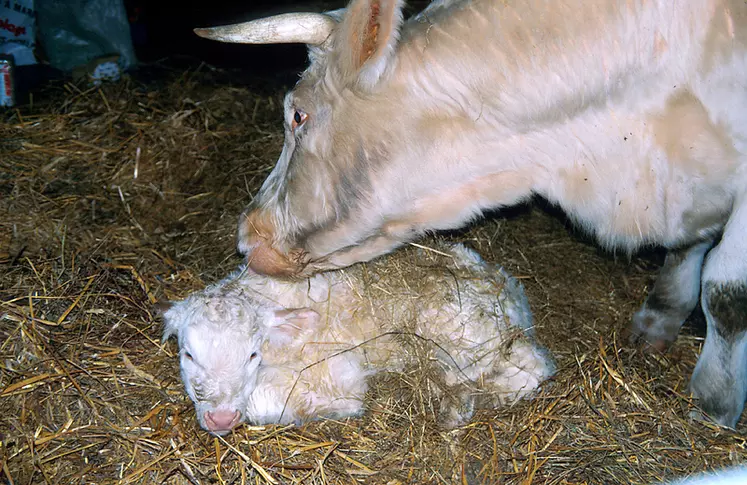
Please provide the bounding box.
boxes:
[204,410,241,432]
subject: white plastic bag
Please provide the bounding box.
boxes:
[0,0,37,66]
[36,0,136,74]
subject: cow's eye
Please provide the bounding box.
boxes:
[249,352,258,361]
[292,109,308,131]
[183,351,194,361]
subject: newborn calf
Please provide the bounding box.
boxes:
[162,243,555,435]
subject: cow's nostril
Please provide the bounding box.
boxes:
[246,240,305,277]
[237,209,308,276]
[238,209,275,254]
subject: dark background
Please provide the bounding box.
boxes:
[123,0,431,75]
[124,0,344,76]
[12,0,432,100]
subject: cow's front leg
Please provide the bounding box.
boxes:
[631,240,713,350]
[688,201,747,428]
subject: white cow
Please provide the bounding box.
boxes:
[161,243,554,435]
[195,0,747,427]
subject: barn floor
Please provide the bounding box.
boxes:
[1,64,745,485]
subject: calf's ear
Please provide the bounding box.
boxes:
[266,308,321,346]
[158,301,184,343]
[153,300,173,317]
[331,0,405,90]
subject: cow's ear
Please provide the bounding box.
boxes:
[332,0,405,90]
[266,308,321,347]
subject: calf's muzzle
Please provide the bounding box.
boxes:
[204,409,241,434]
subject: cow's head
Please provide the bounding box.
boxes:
[195,0,409,277]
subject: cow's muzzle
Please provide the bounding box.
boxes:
[237,209,309,277]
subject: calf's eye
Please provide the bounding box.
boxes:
[183,351,193,361]
[249,352,258,361]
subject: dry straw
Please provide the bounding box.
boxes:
[1,65,745,484]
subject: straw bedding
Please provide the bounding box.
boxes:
[1,65,745,485]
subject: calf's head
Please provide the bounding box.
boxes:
[195,0,408,276]
[161,281,321,435]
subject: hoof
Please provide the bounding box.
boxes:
[629,308,679,353]
[627,328,673,353]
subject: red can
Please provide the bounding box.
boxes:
[0,54,16,108]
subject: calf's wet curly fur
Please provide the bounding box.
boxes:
[162,243,555,435]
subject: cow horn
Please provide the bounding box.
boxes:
[194,13,337,46]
